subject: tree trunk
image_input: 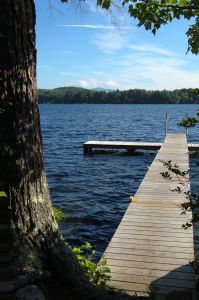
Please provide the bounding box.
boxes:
[0,1,93,299]
[0,2,143,300]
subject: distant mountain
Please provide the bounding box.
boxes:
[92,87,116,92]
[38,86,115,94]
[38,86,89,96]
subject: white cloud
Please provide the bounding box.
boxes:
[105,80,118,88]
[50,50,74,55]
[61,71,81,77]
[93,30,127,53]
[71,78,118,89]
[100,54,199,90]
[54,41,199,91]
[57,24,133,30]
[77,80,91,88]
[61,53,199,90]
[128,44,173,56]
[37,64,51,69]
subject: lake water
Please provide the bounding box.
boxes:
[39,104,199,259]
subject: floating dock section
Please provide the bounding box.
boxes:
[83,140,199,153]
[104,133,197,298]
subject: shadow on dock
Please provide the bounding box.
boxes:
[108,264,198,299]
[148,264,198,300]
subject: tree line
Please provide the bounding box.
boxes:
[38,87,199,104]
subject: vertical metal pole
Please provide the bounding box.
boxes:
[165,113,168,137]
[186,112,188,138]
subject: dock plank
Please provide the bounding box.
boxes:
[110,273,195,288]
[108,265,195,280]
[106,252,193,266]
[106,247,194,259]
[104,133,196,297]
[107,258,194,272]
[108,242,193,254]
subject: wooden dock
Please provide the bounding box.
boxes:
[83,140,199,153]
[104,133,197,298]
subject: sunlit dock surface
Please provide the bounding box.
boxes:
[104,134,198,298]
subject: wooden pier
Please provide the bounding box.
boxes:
[83,140,199,153]
[104,133,197,298]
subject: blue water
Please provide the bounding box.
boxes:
[39,104,199,259]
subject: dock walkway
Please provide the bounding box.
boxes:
[104,133,196,298]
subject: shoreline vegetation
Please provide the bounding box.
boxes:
[38,86,199,104]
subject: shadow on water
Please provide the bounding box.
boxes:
[84,149,157,156]
[84,150,143,156]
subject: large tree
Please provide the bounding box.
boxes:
[0,2,108,300]
[0,1,198,299]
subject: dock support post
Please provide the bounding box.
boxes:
[83,146,92,154]
[127,149,136,155]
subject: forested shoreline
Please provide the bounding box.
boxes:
[38,87,199,104]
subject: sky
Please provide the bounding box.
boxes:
[35,0,199,91]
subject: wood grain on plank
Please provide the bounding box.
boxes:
[108,265,195,280]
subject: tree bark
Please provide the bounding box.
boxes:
[0,1,94,299]
[0,1,144,299]
[0,0,54,242]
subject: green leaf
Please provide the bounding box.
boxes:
[82,242,92,249]
[0,191,7,197]
[178,117,198,128]
[152,28,157,35]
[71,243,110,287]
[52,207,64,222]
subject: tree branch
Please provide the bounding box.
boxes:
[137,0,199,11]
[159,4,199,10]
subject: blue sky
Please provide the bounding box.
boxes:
[35,0,199,90]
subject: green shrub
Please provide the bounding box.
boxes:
[178,117,198,128]
[52,207,110,287]
[71,242,110,288]
[52,207,64,222]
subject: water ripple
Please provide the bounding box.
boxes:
[40,104,199,260]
